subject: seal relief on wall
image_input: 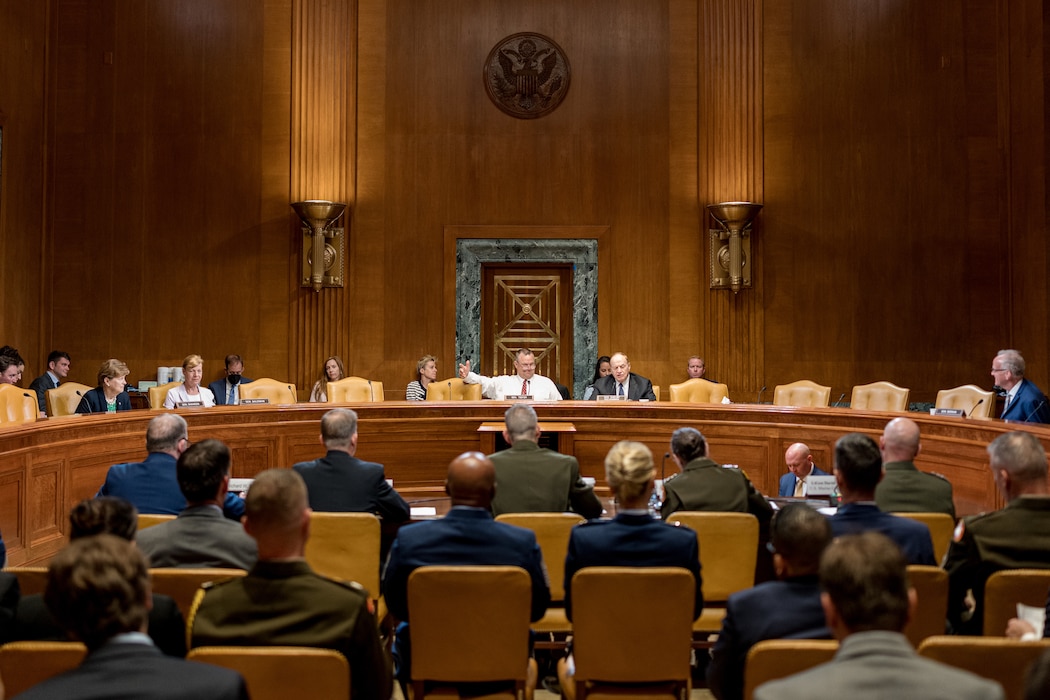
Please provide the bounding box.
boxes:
[484,33,571,119]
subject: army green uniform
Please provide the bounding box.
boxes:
[189,560,392,700]
[875,460,956,519]
[660,457,772,522]
[944,497,1050,634]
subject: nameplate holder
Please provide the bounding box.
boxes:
[503,394,532,400]
[596,394,628,401]
[930,407,964,417]
[175,401,203,408]
[805,475,838,496]
[241,398,270,405]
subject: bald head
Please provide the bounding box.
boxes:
[785,443,815,479]
[445,452,496,509]
[244,468,311,558]
[881,417,921,463]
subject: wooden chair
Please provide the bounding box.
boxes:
[893,512,955,564]
[408,565,536,700]
[557,567,695,700]
[326,376,385,402]
[982,569,1050,637]
[426,377,483,400]
[935,384,996,419]
[667,378,730,403]
[148,381,182,409]
[4,566,49,596]
[0,641,87,697]
[149,567,247,617]
[849,381,910,412]
[0,384,38,425]
[44,382,92,417]
[905,565,949,646]
[304,512,381,597]
[667,511,759,635]
[772,380,831,407]
[917,636,1050,700]
[742,639,838,700]
[653,385,661,401]
[239,378,297,404]
[187,646,349,700]
[137,513,177,530]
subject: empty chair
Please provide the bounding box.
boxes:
[0,641,87,697]
[905,565,949,646]
[4,566,49,596]
[44,382,93,417]
[137,513,177,530]
[304,512,381,597]
[982,569,1050,637]
[893,512,956,564]
[743,639,838,700]
[426,377,483,401]
[0,384,38,424]
[150,568,246,617]
[148,381,182,409]
[326,376,385,402]
[917,635,1050,700]
[667,378,730,403]
[772,380,831,408]
[935,384,996,419]
[187,646,349,700]
[239,378,297,404]
[850,381,910,412]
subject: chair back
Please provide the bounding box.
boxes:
[0,384,38,425]
[150,567,247,616]
[239,378,297,404]
[4,566,49,596]
[148,381,182,409]
[187,646,349,700]
[935,384,996,419]
[495,513,584,602]
[904,565,948,646]
[653,385,661,401]
[0,641,87,697]
[849,381,910,411]
[304,512,381,597]
[892,512,955,564]
[138,513,177,530]
[426,378,483,401]
[772,380,831,407]
[742,639,838,700]
[983,569,1050,637]
[326,376,385,402]
[667,378,730,404]
[917,636,1050,700]
[408,566,532,693]
[45,382,93,417]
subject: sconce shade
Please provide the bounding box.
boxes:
[292,200,346,230]
[706,202,762,232]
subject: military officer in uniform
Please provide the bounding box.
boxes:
[874,417,956,519]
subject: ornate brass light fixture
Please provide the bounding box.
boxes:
[292,200,347,291]
[707,202,763,294]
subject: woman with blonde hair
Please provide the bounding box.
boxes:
[163,354,215,408]
[309,355,346,402]
[406,355,437,401]
[76,359,133,414]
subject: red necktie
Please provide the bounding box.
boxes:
[521,379,528,395]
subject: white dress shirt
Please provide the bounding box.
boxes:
[463,372,562,401]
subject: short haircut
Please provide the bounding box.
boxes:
[416,354,437,381]
[96,358,129,386]
[245,468,308,535]
[321,408,357,447]
[69,497,137,541]
[671,427,708,463]
[504,403,538,440]
[988,431,1048,484]
[770,503,832,573]
[820,532,910,633]
[605,440,654,501]
[145,413,188,453]
[44,534,150,651]
[224,354,243,369]
[515,348,535,361]
[996,349,1026,376]
[833,432,883,493]
[47,350,70,365]
[177,439,230,503]
[182,354,203,371]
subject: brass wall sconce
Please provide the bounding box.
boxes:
[707,201,763,294]
[292,200,347,291]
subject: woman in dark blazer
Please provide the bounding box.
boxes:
[76,358,133,414]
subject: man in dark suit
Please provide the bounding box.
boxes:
[15,535,246,700]
[828,433,935,566]
[587,352,656,400]
[95,413,245,520]
[292,408,410,523]
[489,403,602,518]
[778,442,829,497]
[209,354,254,406]
[28,350,70,415]
[875,417,955,518]
[707,503,832,700]
[992,349,1050,423]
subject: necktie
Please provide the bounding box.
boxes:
[617,383,624,397]
[794,477,805,497]
[228,385,236,405]
[521,379,528,395]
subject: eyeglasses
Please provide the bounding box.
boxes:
[990,368,1008,373]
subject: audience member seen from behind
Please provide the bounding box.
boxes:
[309,355,346,402]
[581,355,611,400]
[991,349,1050,423]
[753,532,1003,700]
[15,535,247,700]
[163,354,215,408]
[1026,648,1050,700]
[76,359,133,414]
[29,350,71,416]
[406,355,438,401]
[875,416,955,518]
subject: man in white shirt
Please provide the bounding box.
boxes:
[458,348,562,400]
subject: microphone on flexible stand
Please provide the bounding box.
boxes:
[368,379,374,402]
[834,392,846,408]
[1023,399,1047,423]
[965,398,984,418]
[757,385,766,404]
[993,384,1007,397]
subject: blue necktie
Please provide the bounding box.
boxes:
[617,383,624,397]
[228,385,236,405]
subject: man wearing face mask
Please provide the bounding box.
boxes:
[210,354,255,406]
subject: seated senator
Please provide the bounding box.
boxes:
[309,355,345,402]
[76,359,133,414]
[164,354,215,408]
[587,352,656,401]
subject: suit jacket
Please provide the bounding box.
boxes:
[489,440,603,519]
[753,631,1003,700]
[829,503,936,565]
[12,591,187,657]
[14,637,247,700]
[706,575,829,700]
[28,373,57,413]
[875,460,956,519]
[75,387,132,414]
[661,457,773,525]
[777,466,829,497]
[137,505,257,569]
[0,572,19,644]
[96,451,246,520]
[563,512,702,621]
[587,372,657,401]
[1000,378,1050,423]
[293,450,410,523]
[208,377,255,405]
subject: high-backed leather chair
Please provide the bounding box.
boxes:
[667,378,730,404]
[187,646,349,700]
[982,569,1050,637]
[0,384,38,424]
[917,636,1050,699]
[303,512,381,597]
[45,382,92,417]
[326,376,385,402]
[0,641,87,697]
[742,639,838,700]
[893,512,956,564]
[148,381,182,409]
[3,566,49,596]
[772,380,831,407]
[935,384,996,419]
[426,377,483,401]
[850,381,910,412]
[239,378,297,404]
[151,567,247,616]
[905,565,949,646]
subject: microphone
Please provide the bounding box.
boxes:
[965,398,984,418]
[368,379,374,402]
[661,452,670,484]
[993,384,1007,397]
[1023,399,1047,423]
[757,385,766,404]
[834,392,846,408]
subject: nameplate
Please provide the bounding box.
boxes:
[503,394,532,400]
[805,475,838,496]
[228,478,254,494]
[930,407,965,417]
[596,394,628,401]
[240,398,269,405]
[175,401,203,408]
